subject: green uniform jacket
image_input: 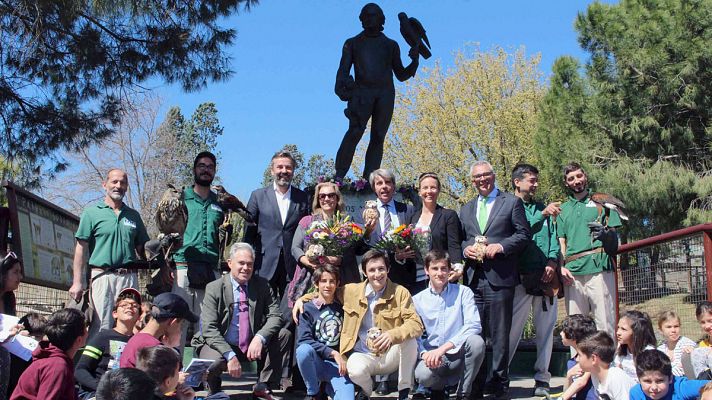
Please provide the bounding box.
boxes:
[173,187,224,265]
[518,201,560,273]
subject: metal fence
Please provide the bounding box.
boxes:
[616,224,712,340]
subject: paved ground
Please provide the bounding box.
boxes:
[194,374,567,400]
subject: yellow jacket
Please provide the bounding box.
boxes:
[303,279,423,355]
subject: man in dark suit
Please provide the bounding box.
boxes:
[244,150,310,297]
[460,161,530,400]
[192,242,291,399]
[364,168,416,293]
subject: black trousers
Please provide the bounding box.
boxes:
[199,328,292,394]
[471,277,515,392]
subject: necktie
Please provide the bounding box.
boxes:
[238,285,250,354]
[382,203,392,232]
[477,196,488,233]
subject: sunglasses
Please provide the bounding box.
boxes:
[3,251,17,261]
[318,193,337,200]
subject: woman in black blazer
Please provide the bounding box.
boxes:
[408,172,465,289]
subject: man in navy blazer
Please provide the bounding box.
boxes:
[363,168,416,293]
[460,161,530,399]
[244,150,310,297]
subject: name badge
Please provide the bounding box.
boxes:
[210,204,223,213]
[122,219,137,229]
[586,200,597,208]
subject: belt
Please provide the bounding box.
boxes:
[564,248,604,264]
[91,267,134,275]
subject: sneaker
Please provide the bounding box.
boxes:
[375,381,391,395]
[398,389,411,400]
[534,381,550,397]
[412,391,427,400]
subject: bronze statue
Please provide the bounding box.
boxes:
[334,3,421,180]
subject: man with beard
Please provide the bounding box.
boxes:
[333,3,419,180]
[70,168,150,337]
[558,162,621,338]
[244,150,310,297]
[172,151,226,350]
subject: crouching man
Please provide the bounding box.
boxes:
[412,250,485,400]
[295,249,424,400]
[192,242,291,399]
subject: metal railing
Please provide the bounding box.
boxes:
[616,223,712,340]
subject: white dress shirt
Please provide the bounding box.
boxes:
[273,181,292,225]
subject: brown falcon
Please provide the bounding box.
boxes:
[212,185,251,224]
[590,192,629,222]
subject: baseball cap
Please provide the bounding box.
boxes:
[116,287,142,304]
[151,293,199,323]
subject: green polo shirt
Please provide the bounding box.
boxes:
[172,187,224,265]
[557,194,622,275]
[75,202,150,268]
[518,200,560,273]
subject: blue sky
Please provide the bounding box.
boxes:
[152,1,598,199]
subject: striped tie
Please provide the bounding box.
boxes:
[382,203,392,232]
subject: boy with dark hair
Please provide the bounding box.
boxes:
[137,346,195,399]
[96,368,158,400]
[630,350,709,400]
[11,308,88,400]
[560,314,598,400]
[578,331,636,400]
[295,265,354,400]
[120,292,198,368]
[76,288,142,398]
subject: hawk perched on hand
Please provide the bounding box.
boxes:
[590,192,629,222]
[212,185,251,224]
[156,184,188,242]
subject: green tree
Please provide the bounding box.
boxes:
[381,45,546,208]
[1,0,257,187]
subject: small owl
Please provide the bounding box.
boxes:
[366,327,383,357]
[156,184,187,237]
[363,200,380,224]
[472,235,488,263]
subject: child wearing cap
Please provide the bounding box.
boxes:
[119,292,198,368]
[75,287,142,399]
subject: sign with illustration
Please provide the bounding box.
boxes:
[3,182,79,290]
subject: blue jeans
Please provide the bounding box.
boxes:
[296,344,355,400]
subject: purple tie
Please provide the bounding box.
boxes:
[238,285,250,354]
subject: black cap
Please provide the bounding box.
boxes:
[151,293,199,323]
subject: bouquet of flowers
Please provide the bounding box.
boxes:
[304,212,364,262]
[374,224,430,254]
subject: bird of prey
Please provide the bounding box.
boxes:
[398,12,431,59]
[155,184,188,254]
[212,185,251,224]
[590,192,629,222]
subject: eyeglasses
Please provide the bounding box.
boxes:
[472,171,494,179]
[318,193,337,200]
[196,163,216,171]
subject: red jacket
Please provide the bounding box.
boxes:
[10,341,77,400]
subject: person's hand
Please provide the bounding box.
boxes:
[333,351,348,376]
[408,46,419,61]
[541,262,557,283]
[364,218,377,236]
[68,282,85,303]
[178,371,188,385]
[484,243,504,259]
[373,331,393,352]
[247,336,263,361]
[463,245,478,260]
[560,266,575,286]
[160,264,174,287]
[395,246,416,261]
[175,384,196,400]
[292,298,305,324]
[683,346,695,354]
[422,349,444,369]
[567,363,583,379]
[227,356,242,378]
[299,256,318,270]
[448,269,463,283]
[325,256,342,266]
[542,202,562,218]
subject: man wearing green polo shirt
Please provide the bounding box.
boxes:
[171,151,225,350]
[507,164,561,397]
[558,162,622,338]
[70,168,150,337]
